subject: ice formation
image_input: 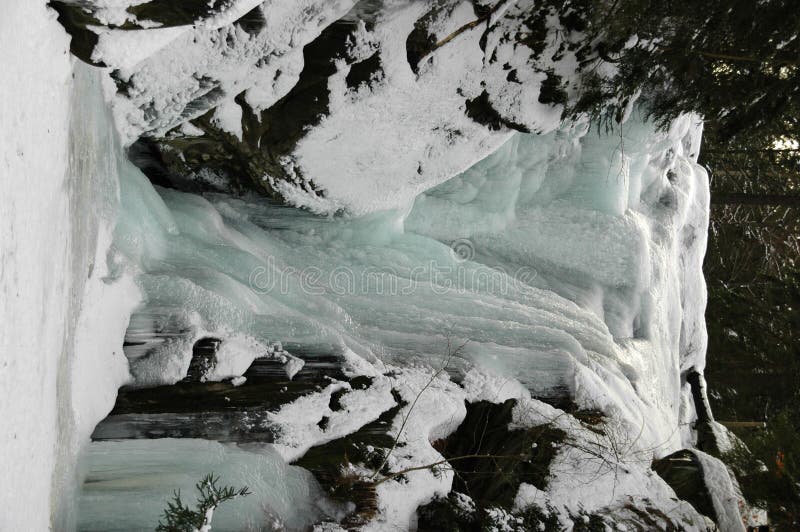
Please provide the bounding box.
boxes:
[92,108,718,528]
[78,439,327,531]
[1,1,749,531]
[114,110,710,438]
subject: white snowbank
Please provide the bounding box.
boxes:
[99,0,358,141]
[1,4,142,529]
[694,450,747,532]
[0,3,74,529]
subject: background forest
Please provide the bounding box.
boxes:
[703,134,800,529]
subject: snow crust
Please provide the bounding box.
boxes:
[1,5,140,528]
[278,2,516,215]
[0,3,129,528]
[88,0,594,215]
[272,0,581,215]
[693,450,747,532]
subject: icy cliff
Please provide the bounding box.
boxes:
[1,1,749,530]
[91,106,721,529]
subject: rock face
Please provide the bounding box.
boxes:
[55,0,596,214]
[654,449,751,532]
[92,347,349,441]
[653,450,718,523]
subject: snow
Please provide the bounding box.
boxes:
[284,2,515,215]
[203,335,268,382]
[96,0,358,141]
[365,367,467,531]
[462,366,532,403]
[269,0,595,215]
[92,26,187,71]
[508,396,711,529]
[282,353,305,380]
[211,99,244,142]
[0,3,76,529]
[693,450,747,532]
[84,0,600,216]
[268,377,396,462]
[198,0,265,31]
[84,0,150,27]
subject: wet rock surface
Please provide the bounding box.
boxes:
[92,347,347,442]
[435,399,566,507]
[653,449,718,525]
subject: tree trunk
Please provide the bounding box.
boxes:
[711,192,800,207]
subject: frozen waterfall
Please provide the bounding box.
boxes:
[2,4,737,529]
[77,95,713,529]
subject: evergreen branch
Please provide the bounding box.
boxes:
[156,473,251,532]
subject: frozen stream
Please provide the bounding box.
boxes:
[79,439,325,531]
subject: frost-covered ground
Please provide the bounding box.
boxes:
[1,1,754,530]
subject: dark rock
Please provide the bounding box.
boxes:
[435,399,566,507]
[417,492,479,532]
[538,70,568,106]
[345,51,383,90]
[50,2,105,67]
[686,369,722,455]
[184,337,221,382]
[416,491,562,532]
[236,5,266,36]
[405,9,438,74]
[50,0,235,35]
[126,0,229,28]
[465,91,531,134]
[652,449,718,524]
[92,346,348,442]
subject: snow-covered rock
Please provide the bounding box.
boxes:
[57,0,603,215]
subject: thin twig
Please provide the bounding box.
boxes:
[373,454,529,486]
[370,339,467,479]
